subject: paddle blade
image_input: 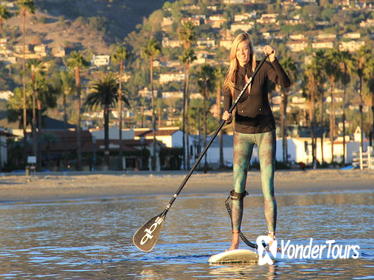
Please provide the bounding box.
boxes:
[133,213,165,252]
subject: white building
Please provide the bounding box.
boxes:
[220,40,232,49]
[197,39,216,49]
[162,37,181,48]
[230,22,254,32]
[159,72,185,84]
[342,32,361,39]
[316,33,336,40]
[92,55,110,67]
[0,90,13,100]
[257,14,278,25]
[134,127,186,148]
[339,41,365,52]
[286,41,308,52]
[234,12,256,22]
[162,91,183,99]
[312,41,334,49]
[138,87,153,98]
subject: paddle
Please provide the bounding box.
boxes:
[133,54,270,252]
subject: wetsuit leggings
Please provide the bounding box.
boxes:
[232,130,277,234]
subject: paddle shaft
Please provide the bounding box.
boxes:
[162,55,270,216]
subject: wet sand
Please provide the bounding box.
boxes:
[0,169,373,202]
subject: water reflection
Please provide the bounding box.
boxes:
[0,189,372,279]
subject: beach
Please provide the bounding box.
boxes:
[1,169,373,279]
[0,169,373,202]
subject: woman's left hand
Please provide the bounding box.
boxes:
[263,45,276,62]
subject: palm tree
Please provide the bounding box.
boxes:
[279,56,297,165]
[7,87,32,129]
[35,74,60,130]
[27,59,46,166]
[17,0,35,150]
[324,49,343,164]
[0,4,11,33]
[111,44,129,170]
[85,74,130,169]
[179,48,196,169]
[65,51,90,170]
[338,51,354,165]
[59,70,75,125]
[305,52,326,168]
[364,56,374,143]
[312,50,328,165]
[214,65,226,168]
[354,46,372,150]
[178,21,196,170]
[196,64,216,173]
[142,38,161,171]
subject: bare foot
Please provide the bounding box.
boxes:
[267,232,276,249]
[227,232,240,251]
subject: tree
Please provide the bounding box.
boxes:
[65,51,90,170]
[279,56,297,165]
[0,4,11,33]
[17,0,35,151]
[354,45,373,149]
[364,56,374,144]
[27,59,46,167]
[338,51,354,165]
[324,49,343,164]
[196,64,216,173]
[7,87,32,129]
[85,74,130,169]
[178,21,196,170]
[59,70,75,125]
[305,51,326,167]
[111,44,129,170]
[214,65,226,168]
[142,38,161,171]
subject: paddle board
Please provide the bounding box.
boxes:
[208,249,259,264]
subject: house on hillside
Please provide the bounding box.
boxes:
[257,14,278,25]
[230,22,254,33]
[91,55,110,67]
[159,72,185,84]
[312,40,334,49]
[207,15,227,28]
[339,41,365,52]
[286,40,308,52]
[162,37,181,48]
[220,39,232,49]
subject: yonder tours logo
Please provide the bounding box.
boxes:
[256,236,360,265]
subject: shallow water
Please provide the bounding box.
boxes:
[0,189,373,279]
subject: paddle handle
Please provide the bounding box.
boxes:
[163,54,270,214]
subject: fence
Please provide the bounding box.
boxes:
[352,146,374,169]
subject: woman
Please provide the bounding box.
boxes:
[222,33,291,250]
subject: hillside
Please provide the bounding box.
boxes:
[34,0,175,42]
[6,0,176,52]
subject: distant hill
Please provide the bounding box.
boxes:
[34,0,175,42]
[6,0,175,54]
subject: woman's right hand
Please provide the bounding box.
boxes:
[222,111,232,121]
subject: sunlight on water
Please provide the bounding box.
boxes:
[0,189,373,279]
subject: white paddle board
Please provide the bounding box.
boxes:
[208,249,259,264]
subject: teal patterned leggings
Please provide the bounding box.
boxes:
[232,130,277,234]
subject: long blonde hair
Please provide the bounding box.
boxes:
[223,33,256,97]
